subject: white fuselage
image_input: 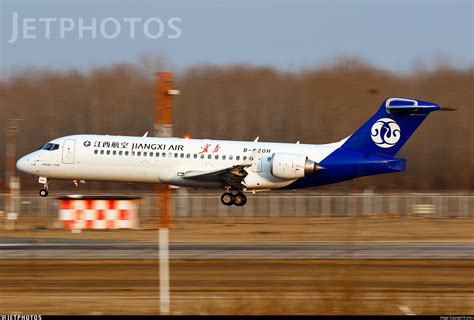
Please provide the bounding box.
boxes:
[17,134,345,191]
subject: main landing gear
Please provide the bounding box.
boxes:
[220,191,247,206]
[39,177,49,197]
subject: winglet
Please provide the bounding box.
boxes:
[143,132,149,137]
[253,137,259,142]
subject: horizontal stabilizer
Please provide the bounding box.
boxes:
[437,107,457,112]
[386,97,440,113]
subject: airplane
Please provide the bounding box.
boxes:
[16,97,447,206]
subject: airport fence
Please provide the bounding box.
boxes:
[166,190,474,218]
[0,191,473,230]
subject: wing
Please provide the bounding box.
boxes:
[182,164,251,189]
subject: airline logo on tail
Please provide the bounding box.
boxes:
[371,118,401,148]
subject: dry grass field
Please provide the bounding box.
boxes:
[0,259,472,315]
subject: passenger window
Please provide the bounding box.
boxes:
[162,152,166,157]
[131,151,135,156]
[137,151,141,156]
[125,151,129,156]
[180,153,184,158]
[168,152,172,158]
[106,150,110,155]
[186,154,191,159]
[207,154,212,159]
[112,150,117,155]
[94,150,98,155]
[200,154,205,159]
[243,156,247,161]
[119,151,122,156]
[100,150,104,155]
[222,155,226,160]
[229,155,233,160]
[193,154,198,159]
[236,155,240,160]
[174,153,178,158]
[156,152,160,157]
[144,152,148,157]
[215,155,219,160]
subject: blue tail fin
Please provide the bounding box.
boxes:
[341,97,440,156]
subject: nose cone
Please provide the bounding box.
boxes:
[16,155,31,173]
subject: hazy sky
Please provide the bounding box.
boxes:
[0,0,472,76]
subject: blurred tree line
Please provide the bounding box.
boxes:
[1,58,473,191]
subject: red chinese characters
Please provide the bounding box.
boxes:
[199,143,221,154]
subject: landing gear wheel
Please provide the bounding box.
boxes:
[221,192,234,206]
[39,189,49,197]
[234,193,247,207]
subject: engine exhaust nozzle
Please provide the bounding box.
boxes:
[304,159,325,175]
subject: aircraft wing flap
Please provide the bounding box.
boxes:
[182,164,251,189]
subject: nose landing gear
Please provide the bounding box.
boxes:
[38,177,49,197]
[220,191,247,206]
[39,188,49,197]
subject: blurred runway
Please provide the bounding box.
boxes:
[1,237,473,259]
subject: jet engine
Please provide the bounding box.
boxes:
[270,153,323,179]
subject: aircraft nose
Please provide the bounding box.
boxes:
[16,155,31,173]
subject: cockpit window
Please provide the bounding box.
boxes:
[41,143,60,151]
